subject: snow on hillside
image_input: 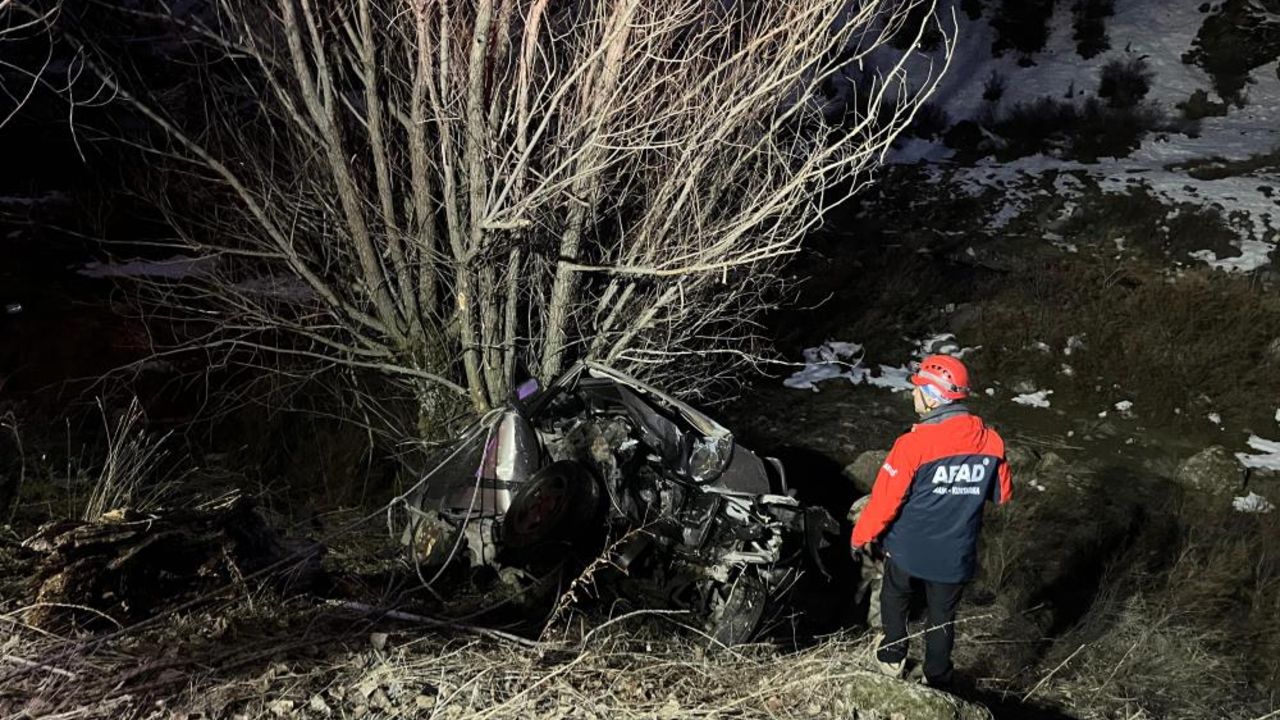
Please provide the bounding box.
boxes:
[887,0,1280,272]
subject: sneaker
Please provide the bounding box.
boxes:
[920,672,953,689]
[876,657,906,678]
[870,633,907,678]
[870,630,911,676]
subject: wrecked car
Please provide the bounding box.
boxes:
[401,362,838,644]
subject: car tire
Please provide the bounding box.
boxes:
[501,460,603,550]
[708,568,768,646]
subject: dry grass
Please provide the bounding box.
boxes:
[0,409,23,524]
[1048,592,1252,720]
[0,593,994,720]
[960,469,1280,719]
[81,398,182,521]
[971,258,1280,424]
[1159,503,1280,696]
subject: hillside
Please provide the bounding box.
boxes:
[3,2,1280,718]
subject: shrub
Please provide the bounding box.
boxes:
[960,0,984,20]
[982,69,1006,104]
[1184,0,1280,106]
[990,0,1056,58]
[942,120,985,155]
[1072,97,1162,160]
[991,97,1079,159]
[989,93,1163,162]
[1071,0,1114,59]
[907,102,949,140]
[62,0,947,426]
[1098,56,1153,109]
[1178,88,1230,120]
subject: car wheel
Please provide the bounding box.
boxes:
[708,568,768,646]
[502,460,602,549]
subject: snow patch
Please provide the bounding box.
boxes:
[78,255,218,279]
[914,332,980,358]
[880,1,1280,273]
[865,365,915,392]
[1233,492,1276,514]
[1236,435,1280,470]
[783,342,866,391]
[0,192,69,206]
[783,337,953,394]
[233,275,316,303]
[1189,238,1276,273]
[1012,389,1054,408]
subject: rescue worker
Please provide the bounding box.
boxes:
[850,354,1012,687]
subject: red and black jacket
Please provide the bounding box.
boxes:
[851,404,1013,584]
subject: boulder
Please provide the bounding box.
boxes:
[1004,444,1040,477]
[842,673,993,720]
[947,303,984,337]
[1174,446,1243,498]
[843,450,889,494]
[1086,420,1121,439]
[1036,450,1067,474]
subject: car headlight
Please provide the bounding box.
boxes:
[688,435,732,484]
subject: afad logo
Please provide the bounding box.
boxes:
[930,458,991,495]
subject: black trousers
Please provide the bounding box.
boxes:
[876,558,965,684]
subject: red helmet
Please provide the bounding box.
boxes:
[911,354,970,401]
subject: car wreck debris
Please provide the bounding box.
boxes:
[402,362,837,644]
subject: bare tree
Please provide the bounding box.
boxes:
[1,2,64,131]
[62,0,952,438]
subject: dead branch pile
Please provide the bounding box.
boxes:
[18,494,319,630]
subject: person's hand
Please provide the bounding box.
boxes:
[853,541,884,563]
